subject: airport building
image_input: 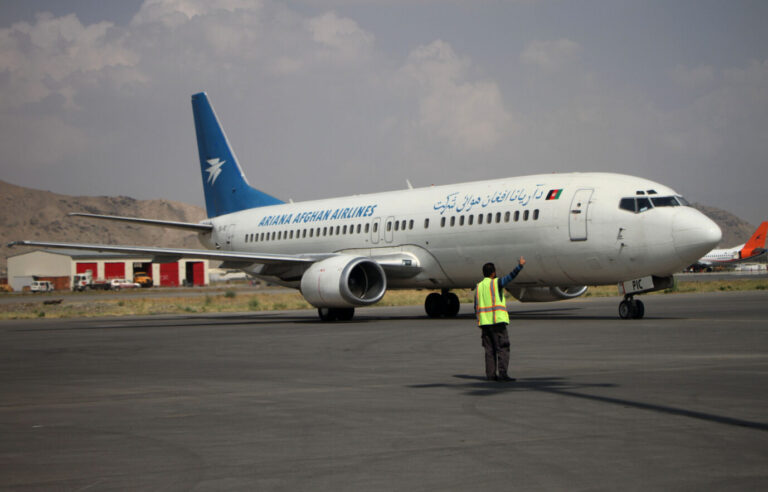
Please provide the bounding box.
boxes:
[7,249,209,291]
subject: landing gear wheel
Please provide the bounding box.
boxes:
[425,293,443,318]
[318,307,356,322]
[443,292,460,317]
[619,300,632,319]
[318,307,336,322]
[619,296,645,319]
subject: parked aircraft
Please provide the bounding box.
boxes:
[9,93,722,320]
[695,221,767,268]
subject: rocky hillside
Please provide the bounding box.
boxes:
[0,180,757,277]
[1,180,205,276]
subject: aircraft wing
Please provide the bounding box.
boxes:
[7,240,329,265]
[6,240,423,278]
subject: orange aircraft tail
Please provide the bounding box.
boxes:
[741,221,768,259]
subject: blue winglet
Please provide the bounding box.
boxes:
[191,92,284,218]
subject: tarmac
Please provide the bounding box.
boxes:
[1,291,766,490]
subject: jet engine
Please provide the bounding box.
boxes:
[506,286,588,302]
[300,255,387,308]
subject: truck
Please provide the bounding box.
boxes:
[72,271,111,291]
[133,271,153,288]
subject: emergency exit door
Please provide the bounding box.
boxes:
[569,189,593,241]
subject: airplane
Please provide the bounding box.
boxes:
[693,221,767,269]
[8,92,722,321]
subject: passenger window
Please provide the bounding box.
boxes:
[478,214,483,225]
[323,227,327,236]
[496,212,501,223]
[244,234,248,242]
[409,220,414,230]
[272,232,276,240]
[357,224,361,233]
[533,209,539,220]
[303,229,307,238]
[441,217,446,227]
[395,221,399,231]
[468,215,474,225]
[514,211,519,222]
[336,226,340,235]
[401,220,406,230]
[424,218,430,229]
[373,223,378,233]
[328,227,333,236]
[450,216,456,226]
[387,221,392,231]
[459,216,465,226]
[487,213,492,223]
[523,210,529,221]
[504,211,510,222]
[343,225,347,234]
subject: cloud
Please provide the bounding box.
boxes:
[401,40,513,150]
[520,38,582,71]
[0,13,142,109]
[305,12,375,64]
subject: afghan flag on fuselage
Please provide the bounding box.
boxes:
[546,189,563,200]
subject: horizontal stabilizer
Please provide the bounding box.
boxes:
[68,213,213,232]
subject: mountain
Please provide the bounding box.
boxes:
[0,180,205,277]
[0,181,757,277]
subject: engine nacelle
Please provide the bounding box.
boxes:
[507,285,588,303]
[300,255,387,308]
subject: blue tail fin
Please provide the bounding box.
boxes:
[191,92,284,218]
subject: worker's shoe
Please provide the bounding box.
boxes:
[497,375,516,382]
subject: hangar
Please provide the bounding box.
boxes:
[8,249,209,292]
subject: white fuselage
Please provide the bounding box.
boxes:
[199,172,720,289]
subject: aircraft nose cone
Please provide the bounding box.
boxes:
[672,209,722,263]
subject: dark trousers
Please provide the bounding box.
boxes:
[480,323,510,379]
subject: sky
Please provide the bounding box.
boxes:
[0,0,766,225]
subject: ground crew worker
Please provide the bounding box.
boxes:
[474,257,525,382]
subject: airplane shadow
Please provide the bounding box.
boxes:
[408,375,768,433]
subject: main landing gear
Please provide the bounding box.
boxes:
[318,307,355,322]
[424,290,461,318]
[618,295,645,319]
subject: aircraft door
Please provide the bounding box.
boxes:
[569,189,593,241]
[371,217,381,244]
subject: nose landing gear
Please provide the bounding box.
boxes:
[618,295,645,319]
[424,290,461,318]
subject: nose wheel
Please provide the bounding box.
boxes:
[619,296,645,319]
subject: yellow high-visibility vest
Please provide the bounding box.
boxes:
[476,277,510,326]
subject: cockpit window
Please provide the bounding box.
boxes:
[619,195,689,213]
[651,196,679,207]
[636,197,652,212]
[619,198,636,212]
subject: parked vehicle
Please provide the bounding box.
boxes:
[133,271,153,288]
[30,280,54,293]
[110,279,140,290]
[72,272,110,291]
